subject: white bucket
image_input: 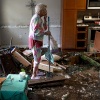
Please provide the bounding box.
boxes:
[19,72,26,81]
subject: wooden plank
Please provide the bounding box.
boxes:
[38,61,62,72]
[39,62,53,72]
[11,48,31,67]
[22,49,32,56]
[54,62,67,70]
[28,75,66,85]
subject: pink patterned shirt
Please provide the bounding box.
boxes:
[29,14,47,42]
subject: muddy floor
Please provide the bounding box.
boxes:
[16,49,100,100]
[27,69,100,100]
[27,52,100,100]
[1,48,100,100]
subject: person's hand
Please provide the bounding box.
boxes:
[44,16,47,20]
[45,31,51,35]
[44,16,47,23]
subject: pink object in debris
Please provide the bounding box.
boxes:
[94,31,100,52]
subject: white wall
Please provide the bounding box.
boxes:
[0,27,29,47]
[0,0,61,47]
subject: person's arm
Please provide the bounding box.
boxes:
[33,17,44,37]
[32,17,50,37]
[43,16,51,36]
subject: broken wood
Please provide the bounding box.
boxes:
[39,62,53,72]
[80,54,100,67]
[0,78,6,88]
[11,48,31,67]
[22,49,32,56]
[0,78,6,84]
[54,62,67,70]
[38,61,62,72]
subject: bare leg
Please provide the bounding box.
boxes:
[31,45,41,79]
[32,61,39,77]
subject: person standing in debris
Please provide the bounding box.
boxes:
[29,3,51,79]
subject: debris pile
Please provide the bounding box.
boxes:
[1,47,100,100]
[27,51,100,100]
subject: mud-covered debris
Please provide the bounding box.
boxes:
[65,74,71,79]
[46,92,52,96]
[61,92,69,100]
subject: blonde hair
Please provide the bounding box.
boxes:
[35,3,47,14]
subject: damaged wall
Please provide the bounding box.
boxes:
[0,0,61,47]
